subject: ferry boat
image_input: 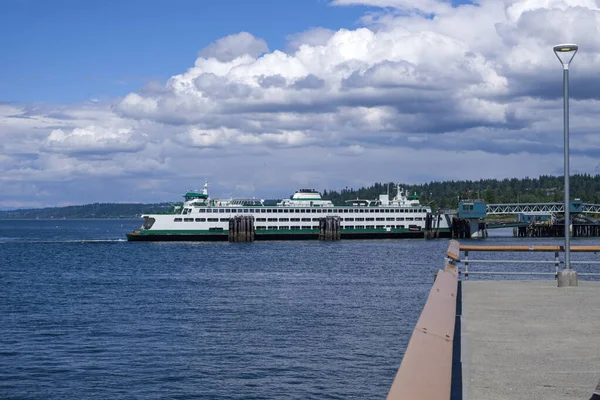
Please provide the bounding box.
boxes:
[126,183,452,241]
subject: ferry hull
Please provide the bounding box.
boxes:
[126,230,452,242]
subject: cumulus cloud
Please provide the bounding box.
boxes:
[5,0,600,206]
[199,32,269,62]
[286,27,336,52]
[42,126,147,156]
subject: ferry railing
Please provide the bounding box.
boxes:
[447,240,600,279]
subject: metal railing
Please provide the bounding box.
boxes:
[451,241,600,278]
[486,202,600,215]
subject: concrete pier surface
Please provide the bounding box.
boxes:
[463,280,600,400]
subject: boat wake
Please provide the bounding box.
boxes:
[0,238,127,244]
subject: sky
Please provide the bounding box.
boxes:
[1,0,600,208]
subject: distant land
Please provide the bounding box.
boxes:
[1,174,599,219]
[0,203,173,220]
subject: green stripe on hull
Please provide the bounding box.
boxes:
[138,229,225,235]
[136,227,437,235]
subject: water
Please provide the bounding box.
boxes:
[1,220,599,399]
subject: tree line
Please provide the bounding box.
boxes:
[2,174,600,219]
[321,174,600,209]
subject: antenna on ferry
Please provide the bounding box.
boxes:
[203,181,208,196]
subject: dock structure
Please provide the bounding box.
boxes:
[318,216,341,241]
[463,280,600,400]
[228,215,255,242]
[388,240,600,400]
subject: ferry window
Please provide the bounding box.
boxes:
[316,209,322,213]
[311,209,317,213]
[355,218,365,221]
[290,226,300,230]
[300,209,306,213]
[283,209,289,213]
[174,218,182,222]
[182,209,188,215]
[376,225,384,229]
[301,218,311,222]
[206,209,212,213]
[278,209,284,213]
[345,218,354,221]
[279,226,289,230]
[312,226,319,229]
[256,218,266,222]
[397,217,405,221]
[301,226,310,229]
[243,209,249,213]
[268,218,277,222]
[312,218,320,221]
[207,218,218,222]
[343,209,348,213]
[198,209,205,212]
[415,217,423,221]
[369,209,375,213]
[196,218,206,222]
[268,226,277,230]
[218,209,224,213]
[256,226,266,230]
[366,225,374,229]
[220,218,229,222]
[366,218,374,221]
[376,217,385,221]
[184,218,194,222]
[208,227,223,231]
[290,218,300,222]
[406,217,414,221]
[399,225,405,228]
[386,217,395,221]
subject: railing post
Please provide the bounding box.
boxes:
[464,250,469,280]
[554,251,559,279]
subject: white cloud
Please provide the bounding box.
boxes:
[199,32,269,62]
[4,0,600,205]
[43,126,147,155]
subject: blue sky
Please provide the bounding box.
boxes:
[1,0,599,207]
[1,0,373,102]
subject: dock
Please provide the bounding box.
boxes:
[463,280,600,399]
[387,241,600,400]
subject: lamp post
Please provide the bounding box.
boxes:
[553,43,578,286]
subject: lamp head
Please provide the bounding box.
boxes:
[553,44,578,68]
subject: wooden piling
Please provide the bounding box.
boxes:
[319,216,341,241]
[228,215,255,242]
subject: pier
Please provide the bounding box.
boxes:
[387,240,600,399]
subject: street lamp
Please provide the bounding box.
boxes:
[553,43,578,285]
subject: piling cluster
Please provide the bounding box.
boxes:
[424,212,443,239]
[451,217,471,239]
[228,216,255,242]
[514,222,600,237]
[318,216,341,241]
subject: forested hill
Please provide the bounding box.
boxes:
[0,203,172,220]
[2,174,600,219]
[321,174,600,209]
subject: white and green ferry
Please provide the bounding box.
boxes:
[126,183,452,241]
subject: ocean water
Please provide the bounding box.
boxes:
[1,220,599,399]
